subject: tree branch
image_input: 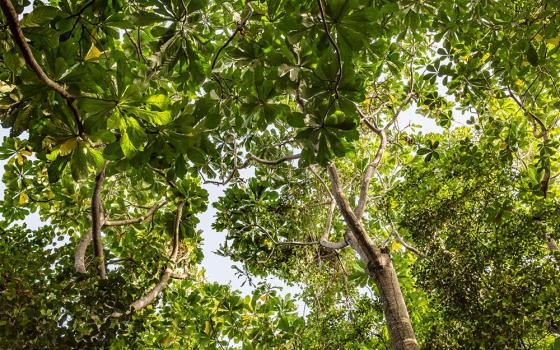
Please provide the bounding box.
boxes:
[327,164,383,265]
[253,224,318,247]
[319,201,347,249]
[389,226,425,257]
[202,153,300,186]
[507,87,548,137]
[248,153,300,166]
[210,1,253,71]
[75,228,93,274]
[104,201,166,226]
[112,200,186,317]
[91,164,108,279]
[75,201,165,274]
[316,0,342,97]
[0,0,85,137]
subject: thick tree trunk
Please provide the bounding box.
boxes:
[327,165,418,350]
[366,251,418,350]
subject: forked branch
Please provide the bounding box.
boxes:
[112,200,188,317]
[75,201,166,274]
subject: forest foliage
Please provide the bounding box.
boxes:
[0,0,559,348]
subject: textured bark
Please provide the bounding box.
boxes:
[74,229,92,274]
[112,200,185,317]
[91,165,107,279]
[327,164,418,350]
[367,253,418,350]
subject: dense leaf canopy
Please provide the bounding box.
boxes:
[0,0,559,348]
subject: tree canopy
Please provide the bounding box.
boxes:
[0,0,559,348]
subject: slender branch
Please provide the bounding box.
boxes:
[254,224,319,246]
[355,128,387,220]
[152,167,178,188]
[202,153,300,186]
[390,226,425,257]
[91,163,108,279]
[319,201,347,249]
[211,1,253,70]
[316,0,342,96]
[0,0,85,137]
[112,201,186,317]
[309,166,333,197]
[124,29,147,64]
[507,87,547,137]
[249,153,300,166]
[75,201,165,273]
[104,201,166,226]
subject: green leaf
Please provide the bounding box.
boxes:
[70,144,88,180]
[128,11,169,25]
[527,44,539,66]
[128,107,172,126]
[286,112,306,127]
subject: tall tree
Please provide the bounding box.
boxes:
[0,0,559,348]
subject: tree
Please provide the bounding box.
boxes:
[0,0,559,348]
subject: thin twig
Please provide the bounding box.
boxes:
[316,0,342,97]
[211,1,253,71]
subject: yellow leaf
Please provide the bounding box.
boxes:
[17,154,24,165]
[391,241,402,252]
[481,52,490,63]
[521,60,530,67]
[162,335,173,346]
[533,33,543,42]
[19,192,29,206]
[59,138,77,156]
[546,38,560,46]
[514,79,524,86]
[204,321,211,335]
[259,293,269,301]
[85,44,102,61]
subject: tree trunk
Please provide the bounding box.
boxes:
[327,164,418,350]
[366,250,418,350]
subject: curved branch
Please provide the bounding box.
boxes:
[113,201,186,317]
[355,129,387,220]
[75,202,165,274]
[91,164,108,279]
[104,201,166,226]
[202,153,301,186]
[390,226,425,257]
[319,201,348,249]
[0,0,85,137]
[249,153,300,166]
